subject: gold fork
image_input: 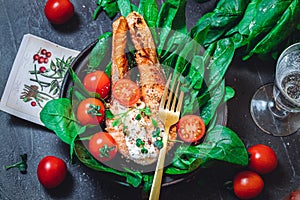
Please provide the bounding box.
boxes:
[149,74,184,200]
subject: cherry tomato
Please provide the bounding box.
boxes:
[177,115,206,143]
[284,188,300,200]
[112,79,141,106]
[233,171,264,200]
[37,156,67,189]
[83,70,111,99]
[89,132,118,162]
[248,144,278,174]
[44,0,74,24]
[77,98,105,125]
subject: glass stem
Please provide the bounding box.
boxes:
[268,101,289,119]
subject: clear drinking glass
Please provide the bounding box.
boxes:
[250,42,300,136]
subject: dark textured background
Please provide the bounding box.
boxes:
[0,0,299,199]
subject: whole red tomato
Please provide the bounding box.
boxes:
[89,132,118,162]
[37,156,67,189]
[44,0,74,24]
[77,98,105,125]
[248,144,278,174]
[83,70,111,99]
[233,171,264,199]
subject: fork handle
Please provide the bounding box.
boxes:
[149,126,170,200]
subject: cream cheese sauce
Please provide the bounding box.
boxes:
[123,108,158,161]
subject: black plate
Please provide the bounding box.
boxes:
[60,40,227,187]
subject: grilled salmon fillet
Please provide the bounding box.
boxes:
[105,12,176,166]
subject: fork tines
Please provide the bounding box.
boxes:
[160,73,184,113]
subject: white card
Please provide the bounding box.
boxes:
[0,34,80,125]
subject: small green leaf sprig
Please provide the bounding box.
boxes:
[107,106,157,128]
[4,154,28,174]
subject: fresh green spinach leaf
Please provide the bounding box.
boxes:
[117,0,132,17]
[138,0,158,28]
[156,0,187,56]
[205,38,235,91]
[244,0,300,59]
[93,0,119,20]
[88,32,113,71]
[74,141,143,188]
[226,0,292,51]
[200,80,225,125]
[40,98,86,145]
[194,0,249,46]
[224,86,235,102]
[166,125,248,174]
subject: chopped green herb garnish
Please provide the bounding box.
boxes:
[105,109,114,119]
[141,148,148,154]
[154,140,163,149]
[135,114,142,120]
[143,107,151,116]
[136,138,145,147]
[151,118,158,127]
[112,118,122,127]
[152,128,161,138]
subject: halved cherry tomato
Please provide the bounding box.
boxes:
[89,132,118,162]
[77,98,105,125]
[177,115,206,143]
[83,70,111,99]
[247,144,278,174]
[112,79,141,106]
[44,0,74,24]
[233,170,264,199]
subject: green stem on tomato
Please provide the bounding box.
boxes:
[4,154,28,174]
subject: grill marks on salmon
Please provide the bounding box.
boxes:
[105,12,176,166]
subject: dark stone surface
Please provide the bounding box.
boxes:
[0,1,299,199]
